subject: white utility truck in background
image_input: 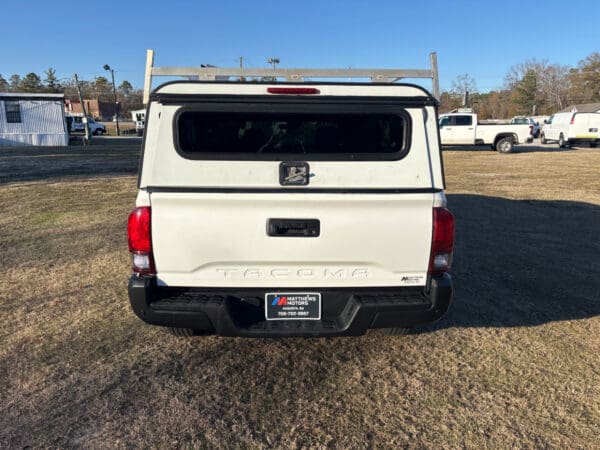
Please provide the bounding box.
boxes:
[541,112,600,147]
[510,116,540,138]
[439,109,533,153]
[127,50,454,338]
[130,109,146,136]
[65,114,107,135]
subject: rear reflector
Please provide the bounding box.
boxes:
[132,253,153,272]
[429,207,455,275]
[267,87,320,95]
[127,206,155,274]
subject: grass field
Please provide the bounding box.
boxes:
[1,141,599,448]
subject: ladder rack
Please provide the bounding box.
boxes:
[143,49,439,105]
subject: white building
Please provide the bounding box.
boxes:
[0,93,69,146]
[558,103,600,114]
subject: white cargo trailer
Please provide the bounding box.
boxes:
[0,93,68,146]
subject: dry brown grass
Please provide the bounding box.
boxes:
[0,142,599,448]
[102,122,137,136]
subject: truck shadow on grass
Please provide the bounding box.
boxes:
[429,194,600,330]
[2,198,600,447]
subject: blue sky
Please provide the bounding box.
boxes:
[1,0,598,93]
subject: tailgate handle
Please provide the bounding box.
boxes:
[267,219,320,237]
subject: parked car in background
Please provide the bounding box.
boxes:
[438,109,533,153]
[541,112,600,147]
[510,116,540,138]
[66,115,106,135]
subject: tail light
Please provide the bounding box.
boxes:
[529,125,533,135]
[267,87,320,95]
[428,207,455,275]
[127,206,155,275]
[570,114,575,125]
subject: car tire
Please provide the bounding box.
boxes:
[540,133,547,144]
[558,134,566,148]
[381,327,411,336]
[95,129,104,136]
[167,327,197,337]
[496,137,514,153]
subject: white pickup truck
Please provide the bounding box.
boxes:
[127,52,454,338]
[439,110,533,153]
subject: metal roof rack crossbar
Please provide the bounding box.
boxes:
[143,49,439,105]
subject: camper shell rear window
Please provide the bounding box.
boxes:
[175,106,411,161]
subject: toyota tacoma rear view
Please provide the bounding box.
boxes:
[127,53,454,338]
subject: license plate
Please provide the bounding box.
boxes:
[265,292,321,320]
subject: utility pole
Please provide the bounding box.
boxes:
[94,78,99,100]
[267,57,280,69]
[239,56,246,82]
[74,73,91,144]
[103,64,120,136]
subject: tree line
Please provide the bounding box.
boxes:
[441,52,600,118]
[0,68,143,114]
[2,53,599,120]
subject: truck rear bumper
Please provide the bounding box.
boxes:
[128,274,453,337]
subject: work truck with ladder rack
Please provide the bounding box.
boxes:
[127,50,454,337]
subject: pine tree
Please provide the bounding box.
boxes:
[9,74,21,91]
[118,80,133,96]
[44,68,61,93]
[514,70,537,115]
[0,74,9,92]
[94,76,112,101]
[20,72,44,92]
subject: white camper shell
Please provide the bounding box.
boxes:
[128,51,454,338]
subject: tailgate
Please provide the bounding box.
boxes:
[150,192,433,287]
[142,90,441,288]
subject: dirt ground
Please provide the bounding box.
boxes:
[0,140,599,448]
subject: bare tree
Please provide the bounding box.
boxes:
[451,73,477,95]
[504,59,570,114]
[448,74,477,107]
[568,52,600,104]
[540,64,570,111]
